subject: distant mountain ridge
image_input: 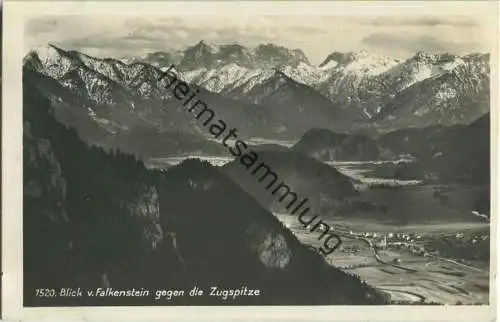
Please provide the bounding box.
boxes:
[24,42,490,148]
[23,44,345,146]
[131,40,310,70]
[128,42,489,127]
[24,46,227,157]
[374,53,490,127]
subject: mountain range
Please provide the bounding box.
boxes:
[24,42,490,151]
[23,44,335,147]
[126,40,311,70]
[131,42,490,127]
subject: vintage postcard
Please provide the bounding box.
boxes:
[2,0,498,321]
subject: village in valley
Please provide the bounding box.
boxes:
[337,228,489,264]
[288,220,490,271]
[276,217,489,304]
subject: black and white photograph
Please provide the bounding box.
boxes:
[2,0,498,321]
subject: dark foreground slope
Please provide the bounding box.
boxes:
[23,78,387,306]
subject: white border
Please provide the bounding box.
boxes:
[2,1,499,321]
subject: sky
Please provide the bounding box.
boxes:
[24,14,493,65]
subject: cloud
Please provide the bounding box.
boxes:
[287,25,328,34]
[360,33,483,55]
[24,13,492,64]
[25,17,59,34]
[356,16,479,28]
[57,35,165,50]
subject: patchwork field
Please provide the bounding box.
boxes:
[276,214,490,305]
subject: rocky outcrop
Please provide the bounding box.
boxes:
[246,224,292,269]
[24,124,68,224]
[120,184,163,249]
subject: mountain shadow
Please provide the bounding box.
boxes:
[222,150,377,217]
[292,129,380,161]
[395,113,490,185]
[377,123,466,160]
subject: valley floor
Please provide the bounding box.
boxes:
[146,154,491,305]
[274,160,490,305]
[275,214,489,305]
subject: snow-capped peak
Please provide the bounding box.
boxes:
[318,50,399,77]
[196,63,250,92]
[280,62,332,85]
[318,59,339,70]
[380,52,469,93]
[27,44,77,79]
[32,44,61,63]
[340,52,399,77]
